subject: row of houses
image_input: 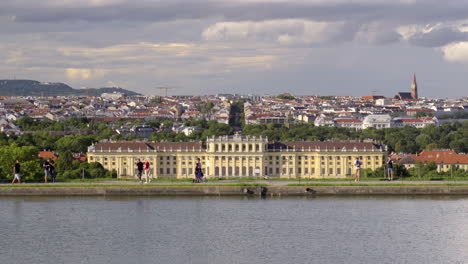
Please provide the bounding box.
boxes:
[314,115,438,129]
[392,150,468,172]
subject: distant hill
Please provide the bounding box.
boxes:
[0,80,141,96]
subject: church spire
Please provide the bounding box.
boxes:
[411,73,418,99]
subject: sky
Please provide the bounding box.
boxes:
[2,0,468,98]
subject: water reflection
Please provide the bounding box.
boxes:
[0,196,467,264]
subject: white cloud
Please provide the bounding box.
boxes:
[441,42,468,62]
[65,68,108,80]
[202,19,356,45]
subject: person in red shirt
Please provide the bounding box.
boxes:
[144,159,152,184]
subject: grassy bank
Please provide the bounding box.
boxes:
[1,183,265,188]
[287,183,468,186]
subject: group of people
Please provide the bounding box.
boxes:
[11,158,56,184]
[134,158,205,184]
[353,157,394,182]
[42,159,57,183]
[135,159,152,184]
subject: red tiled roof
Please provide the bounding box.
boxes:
[335,119,362,123]
[418,150,457,157]
[399,119,423,122]
[414,155,468,164]
[38,151,58,160]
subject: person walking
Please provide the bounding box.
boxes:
[387,157,394,181]
[194,158,203,183]
[135,159,144,183]
[42,159,50,183]
[49,159,57,183]
[354,157,362,182]
[11,159,21,184]
[143,159,151,184]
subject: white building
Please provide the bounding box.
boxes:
[362,114,392,129]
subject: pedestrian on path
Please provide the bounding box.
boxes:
[42,159,50,183]
[11,159,21,184]
[49,159,57,183]
[354,157,362,182]
[387,157,394,181]
[143,159,152,184]
[135,159,144,183]
[194,158,203,183]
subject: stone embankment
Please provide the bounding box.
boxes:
[1,185,468,196]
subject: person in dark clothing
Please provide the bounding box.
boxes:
[11,159,21,184]
[387,157,394,181]
[194,158,203,183]
[42,159,50,183]
[49,159,57,183]
[135,159,144,183]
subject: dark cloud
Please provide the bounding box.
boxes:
[1,0,467,25]
[407,27,468,47]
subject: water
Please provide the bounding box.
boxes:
[1,196,467,264]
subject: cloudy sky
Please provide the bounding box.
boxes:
[2,0,468,97]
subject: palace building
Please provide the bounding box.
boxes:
[87,135,386,179]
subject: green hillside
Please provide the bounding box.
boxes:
[0,80,141,96]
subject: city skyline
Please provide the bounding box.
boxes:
[2,0,468,98]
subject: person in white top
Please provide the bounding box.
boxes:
[354,157,362,182]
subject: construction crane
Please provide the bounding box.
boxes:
[156,86,176,97]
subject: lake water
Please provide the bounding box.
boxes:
[1,196,467,264]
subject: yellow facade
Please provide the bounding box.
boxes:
[87,136,385,179]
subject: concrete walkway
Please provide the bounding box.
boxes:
[3,179,468,185]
